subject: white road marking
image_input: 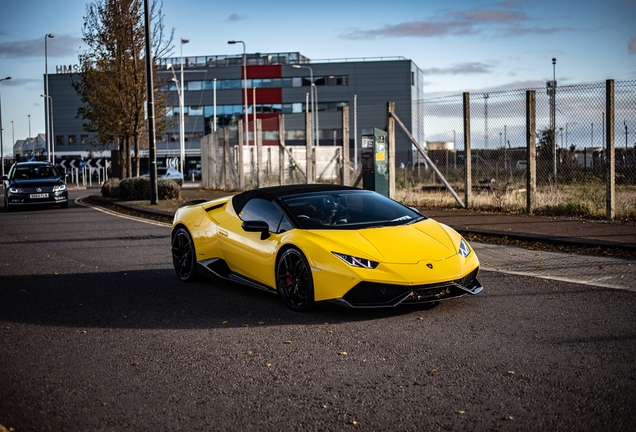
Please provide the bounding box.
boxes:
[75,197,172,228]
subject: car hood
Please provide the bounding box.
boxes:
[311,219,458,264]
[10,178,64,187]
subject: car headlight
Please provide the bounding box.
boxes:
[9,187,23,194]
[332,252,379,269]
[459,238,471,258]
[53,184,67,192]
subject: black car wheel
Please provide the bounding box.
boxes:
[172,227,198,282]
[5,196,13,212]
[276,247,315,311]
[60,201,69,209]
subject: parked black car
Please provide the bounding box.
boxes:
[1,162,69,212]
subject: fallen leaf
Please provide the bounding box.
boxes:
[506,416,514,420]
[132,362,139,366]
[285,341,292,344]
[222,321,228,324]
[5,327,10,330]
[247,351,252,354]
[350,420,358,425]
[82,331,87,334]
[508,371,515,374]
[242,324,249,327]
[339,352,348,355]
[327,330,333,333]
[549,297,556,299]
[599,265,603,270]
[456,410,465,414]
[266,363,271,367]
[258,322,264,325]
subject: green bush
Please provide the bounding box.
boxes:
[117,177,181,201]
[101,178,120,198]
[158,178,181,200]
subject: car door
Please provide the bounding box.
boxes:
[217,198,290,287]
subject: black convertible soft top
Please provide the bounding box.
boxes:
[232,184,361,214]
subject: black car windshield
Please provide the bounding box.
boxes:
[279,190,425,230]
[11,165,60,179]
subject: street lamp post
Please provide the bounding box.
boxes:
[228,40,248,190]
[27,114,31,138]
[41,94,55,164]
[0,76,11,175]
[179,38,189,175]
[45,33,54,162]
[167,64,184,173]
[292,65,317,147]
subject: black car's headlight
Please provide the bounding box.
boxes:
[459,238,471,258]
[53,184,67,192]
[9,187,23,194]
[332,252,379,269]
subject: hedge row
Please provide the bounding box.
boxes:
[101,177,180,201]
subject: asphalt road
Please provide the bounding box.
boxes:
[1,190,635,431]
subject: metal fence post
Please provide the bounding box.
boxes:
[256,118,263,188]
[606,79,615,220]
[526,90,536,213]
[238,120,244,190]
[342,106,349,186]
[387,102,396,198]
[306,111,313,183]
[224,127,230,190]
[463,93,471,208]
[279,114,285,186]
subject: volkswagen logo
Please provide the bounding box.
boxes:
[426,263,433,269]
[36,188,42,192]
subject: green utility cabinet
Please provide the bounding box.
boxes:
[361,128,388,197]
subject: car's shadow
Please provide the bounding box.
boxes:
[0,269,444,330]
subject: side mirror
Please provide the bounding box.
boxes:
[0,175,7,181]
[241,220,270,240]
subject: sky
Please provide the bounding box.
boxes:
[0,0,634,152]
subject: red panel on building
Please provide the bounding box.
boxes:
[243,65,281,79]
[244,87,282,105]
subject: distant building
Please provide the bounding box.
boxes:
[46,51,424,171]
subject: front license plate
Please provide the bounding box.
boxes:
[30,193,49,199]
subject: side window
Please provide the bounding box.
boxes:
[240,198,284,233]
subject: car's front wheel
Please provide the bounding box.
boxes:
[276,247,315,311]
[5,196,13,212]
[172,227,198,282]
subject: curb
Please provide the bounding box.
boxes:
[86,195,636,253]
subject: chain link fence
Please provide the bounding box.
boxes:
[201,79,635,220]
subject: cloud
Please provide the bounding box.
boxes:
[422,62,495,75]
[340,6,575,40]
[0,35,82,59]
[629,35,636,54]
[228,14,246,22]
[342,20,476,39]
[0,78,40,87]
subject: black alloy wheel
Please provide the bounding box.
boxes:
[276,247,315,311]
[172,227,198,282]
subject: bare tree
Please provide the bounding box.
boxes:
[73,0,174,178]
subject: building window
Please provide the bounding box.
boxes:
[187,81,202,91]
[189,106,203,116]
[412,71,415,86]
[56,136,64,146]
[292,77,302,87]
[68,135,77,145]
[81,135,89,145]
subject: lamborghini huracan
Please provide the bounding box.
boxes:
[170,185,482,311]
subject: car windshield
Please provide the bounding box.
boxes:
[12,165,59,179]
[157,168,168,175]
[279,190,425,230]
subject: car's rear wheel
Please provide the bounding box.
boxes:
[276,247,314,311]
[172,227,198,282]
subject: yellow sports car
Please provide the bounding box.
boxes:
[171,185,482,311]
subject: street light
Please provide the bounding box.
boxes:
[167,64,185,174]
[227,40,249,151]
[292,64,318,147]
[45,33,54,162]
[41,94,55,163]
[0,76,11,176]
